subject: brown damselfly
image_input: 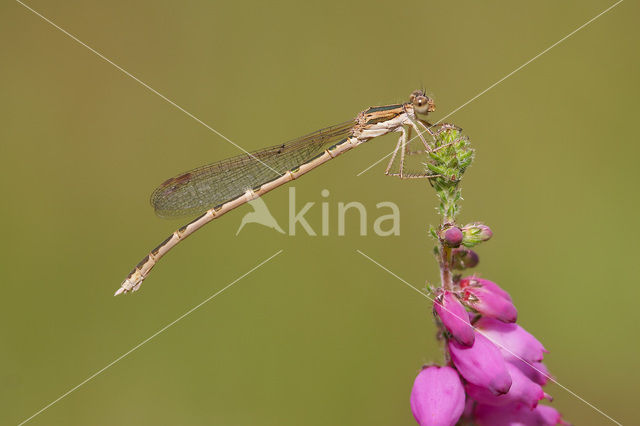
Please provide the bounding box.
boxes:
[116,90,443,295]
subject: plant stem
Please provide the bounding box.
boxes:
[426,125,473,291]
[438,194,457,291]
[440,244,453,291]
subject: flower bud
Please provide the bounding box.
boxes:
[451,248,479,270]
[462,285,518,323]
[465,363,546,409]
[410,366,465,426]
[448,333,512,395]
[461,222,493,247]
[441,226,463,248]
[434,291,475,346]
[475,317,547,362]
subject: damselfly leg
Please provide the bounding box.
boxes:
[385,121,441,179]
[385,126,408,178]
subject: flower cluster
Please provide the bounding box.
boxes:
[410,127,568,425]
[411,273,568,425]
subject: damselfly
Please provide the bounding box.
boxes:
[116,90,441,295]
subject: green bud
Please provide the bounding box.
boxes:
[424,124,475,221]
[461,222,493,247]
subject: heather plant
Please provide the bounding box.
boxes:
[409,126,568,426]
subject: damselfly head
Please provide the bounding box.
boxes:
[410,90,435,115]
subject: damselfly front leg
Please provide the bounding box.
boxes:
[408,118,433,154]
[400,118,437,157]
[384,126,438,179]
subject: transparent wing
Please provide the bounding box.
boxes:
[151,120,355,218]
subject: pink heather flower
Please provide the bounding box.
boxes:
[510,358,551,386]
[475,317,547,363]
[448,333,512,395]
[474,402,568,426]
[536,404,569,425]
[462,284,518,323]
[410,366,465,426]
[460,277,512,302]
[434,291,475,346]
[465,362,547,409]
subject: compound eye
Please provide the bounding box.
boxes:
[411,91,434,115]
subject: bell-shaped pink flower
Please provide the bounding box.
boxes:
[462,285,517,323]
[536,404,569,425]
[459,277,512,302]
[410,365,465,426]
[465,363,546,409]
[475,317,547,363]
[510,358,551,386]
[474,402,568,426]
[448,333,512,395]
[434,291,475,346]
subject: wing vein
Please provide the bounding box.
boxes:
[151,120,355,218]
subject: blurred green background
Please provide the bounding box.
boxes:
[1,0,638,424]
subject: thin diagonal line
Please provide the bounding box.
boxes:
[356,0,624,177]
[15,0,281,176]
[17,249,283,426]
[356,249,622,426]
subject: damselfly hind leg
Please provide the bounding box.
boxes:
[385,127,406,177]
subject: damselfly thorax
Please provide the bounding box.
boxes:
[116,90,443,295]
